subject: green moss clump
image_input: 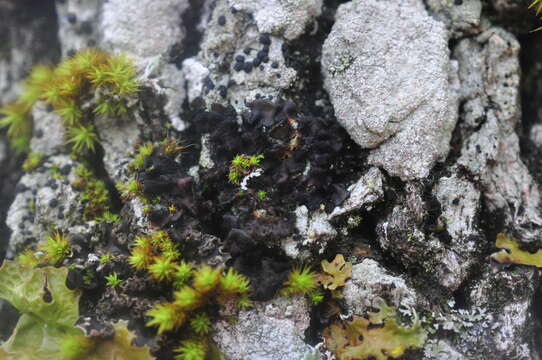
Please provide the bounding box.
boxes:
[0,48,140,157]
[144,260,251,359]
[281,265,318,296]
[228,154,264,184]
[71,165,116,221]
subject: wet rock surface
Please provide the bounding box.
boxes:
[1,0,542,359]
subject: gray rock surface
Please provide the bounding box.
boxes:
[427,0,483,36]
[213,295,313,360]
[294,205,337,255]
[322,0,459,180]
[329,167,384,220]
[454,28,542,244]
[229,0,322,40]
[94,112,140,183]
[181,0,297,113]
[5,155,81,255]
[462,266,539,359]
[101,0,189,62]
[343,259,418,316]
[30,102,65,155]
[55,0,101,58]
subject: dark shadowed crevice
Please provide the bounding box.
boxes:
[170,0,205,68]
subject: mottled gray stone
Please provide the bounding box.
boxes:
[434,174,480,245]
[55,0,102,58]
[463,266,539,360]
[182,0,297,113]
[6,155,81,255]
[343,259,417,316]
[322,0,459,180]
[329,167,384,220]
[101,0,189,62]
[294,205,336,255]
[30,102,65,155]
[455,28,542,244]
[94,112,139,183]
[213,295,313,360]
[427,0,483,36]
[423,339,467,360]
[229,0,322,40]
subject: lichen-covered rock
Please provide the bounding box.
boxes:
[434,174,481,247]
[426,0,483,36]
[55,0,101,58]
[5,155,81,255]
[182,0,297,112]
[329,167,384,220]
[343,259,418,316]
[93,113,140,183]
[294,205,336,255]
[454,28,542,245]
[461,266,539,359]
[29,102,65,155]
[213,295,313,360]
[229,0,323,40]
[322,0,459,180]
[101,0,189,62]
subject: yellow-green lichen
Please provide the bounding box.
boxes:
[491,233,542,267]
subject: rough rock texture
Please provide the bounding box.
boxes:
[427,0,483,36]
[229,0,323,40]
[101,0,189,62]
[454,28,542,245]
[1,1,542,359]
[462,266,540,359]
[322,0,459,180]
[213,295,313,360]
[181,0,299,112]
[30,102,65,155]
[343,259,418,316]
[329,167,384,220]
[294,205,337,256]
[55,0,101,58]
[5,154,81,256]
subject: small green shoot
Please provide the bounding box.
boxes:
[105,272,122,287]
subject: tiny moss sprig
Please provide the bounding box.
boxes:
[530,0,542,30]
[228,154,264,184]
[105,272,123,287]
[174,340,207,360]
[39,231,71,266]
[66,124,98,155]
[281,265,318,296]
[129,142,154,172]
[71,165,115,221]
[22,152,44,172]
